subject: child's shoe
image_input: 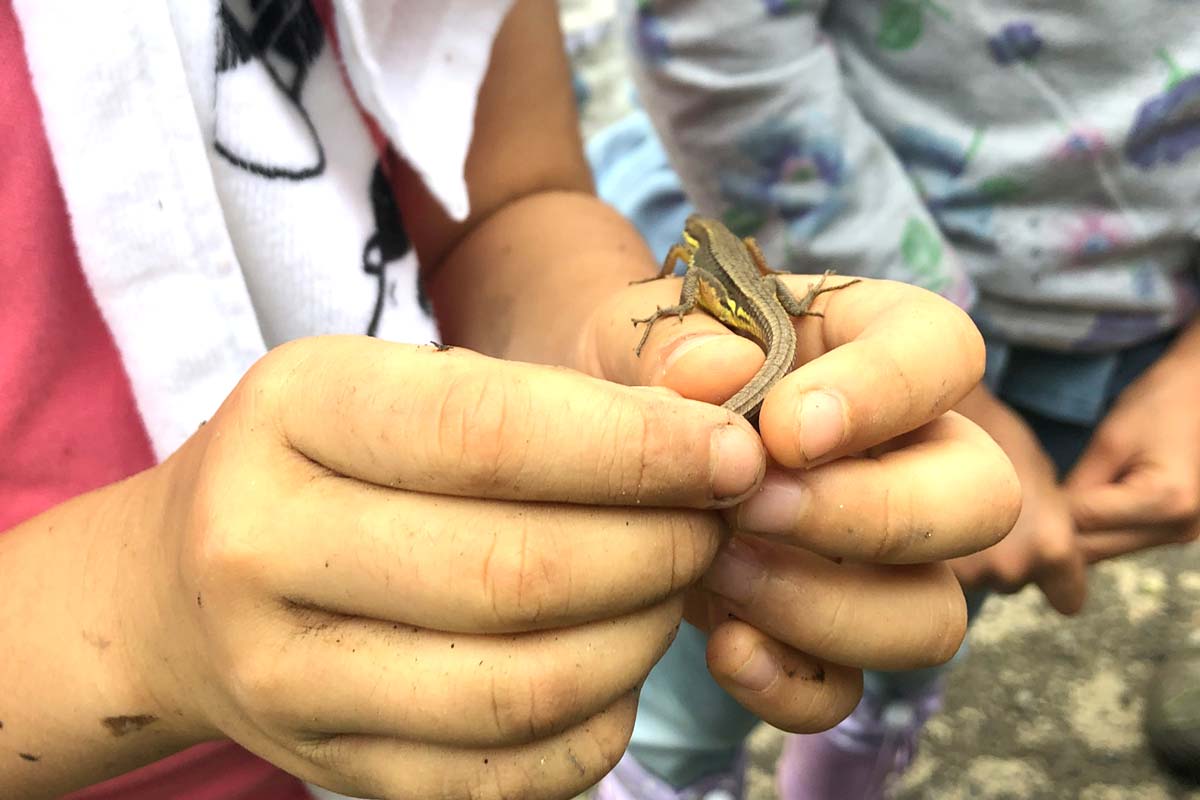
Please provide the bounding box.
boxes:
[594,750,746,800]
[776,685,943,800]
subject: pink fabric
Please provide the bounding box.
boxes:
[1,4,308,798]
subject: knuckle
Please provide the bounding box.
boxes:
[990,567,1026,594]
[987,553,1029,592]
[605,391,714,502]
[926,578,967,664]
[240,340,308,415]
[873,483,913,562]
[479,527,567,629]
[1169,522,1200,544]
[1037,536,1078,571]
[604,393,657,498]
[489,666,584,743]
[1086,429,1124,461]
[1069,497,1099,529]
[1161,482,1200,522]
[569,694,640,778]
[663,511,723,594]
[294,738,392,800]
[933,298,987,387]
[434,369,531,491]
[184,469,269,590]
[588,717,635,778]
[992,464,1024,538]
[226,654,297,730]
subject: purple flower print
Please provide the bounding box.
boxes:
[635,2,670,63]
[717,117,847,239]
[889,126,1018,253]
[1125,72,1200,170]
[988,22,1042,66]
[1051,128,1108,161]
[1061,214,1130,266]
[891,125,970,178]
[764,0,804,16]
[1077,310,1171,351]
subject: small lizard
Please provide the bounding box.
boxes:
[632,215,859,422]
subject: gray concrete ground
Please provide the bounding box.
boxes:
[737,545,1200,799]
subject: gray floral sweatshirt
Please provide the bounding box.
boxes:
[625,0,1200,352]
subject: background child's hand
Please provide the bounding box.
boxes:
[949,386,1088,615]
[1066,330,1200,562]
[3,335,767,800]
[589,276,1021,733]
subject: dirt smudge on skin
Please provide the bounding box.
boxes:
[82,631,111,651]
[102,715,159,737]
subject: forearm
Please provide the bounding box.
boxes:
[427,190,658,366]
[1158,313,1200,368]
[953,382,1048,464]
[397,0,662,367]
[0,469,196,798]
[954,382,1011,431]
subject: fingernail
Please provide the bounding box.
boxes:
[640,333,723,387]
[737,472,809,535]
[702,538,764,605]
[660,333,724,370]
[798,390,846,462]
[710,425,765,501]
[731,645,780,692]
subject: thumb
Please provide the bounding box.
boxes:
[250,336,765,507]
[1067,467,1175,531]
[591,279,767,406]
[1064,429,1130,492]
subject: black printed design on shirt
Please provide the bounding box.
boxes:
[363,159,418,335]
[214,0,327,180]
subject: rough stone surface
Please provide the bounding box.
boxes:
[740,547,1200,799]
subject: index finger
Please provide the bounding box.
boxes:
[760,277,985,468]
[1068,466,1198,530]
[244,336,765,507]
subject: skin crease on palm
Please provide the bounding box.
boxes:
[0,3,1024,800]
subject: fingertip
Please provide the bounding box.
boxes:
[651,333,766,410]
[1041,564,1089,617]
[758,387,851,469]
[706,621,862,733]
[705,621,781,693]
[709,421,768,505]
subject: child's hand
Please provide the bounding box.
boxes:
[1065,338,1200,562]
[590,277,1021,733]
[64,337,762,800]
[949,386,1088,615]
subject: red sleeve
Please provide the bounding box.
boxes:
[1,5,309,798]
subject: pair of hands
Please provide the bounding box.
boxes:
[951,336,1200,614]
[113,276,1017,800]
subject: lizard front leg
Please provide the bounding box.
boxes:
[632,266,702,356]
[630,243,694,285]
[768,270,860,319]
[742,235,786,276]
